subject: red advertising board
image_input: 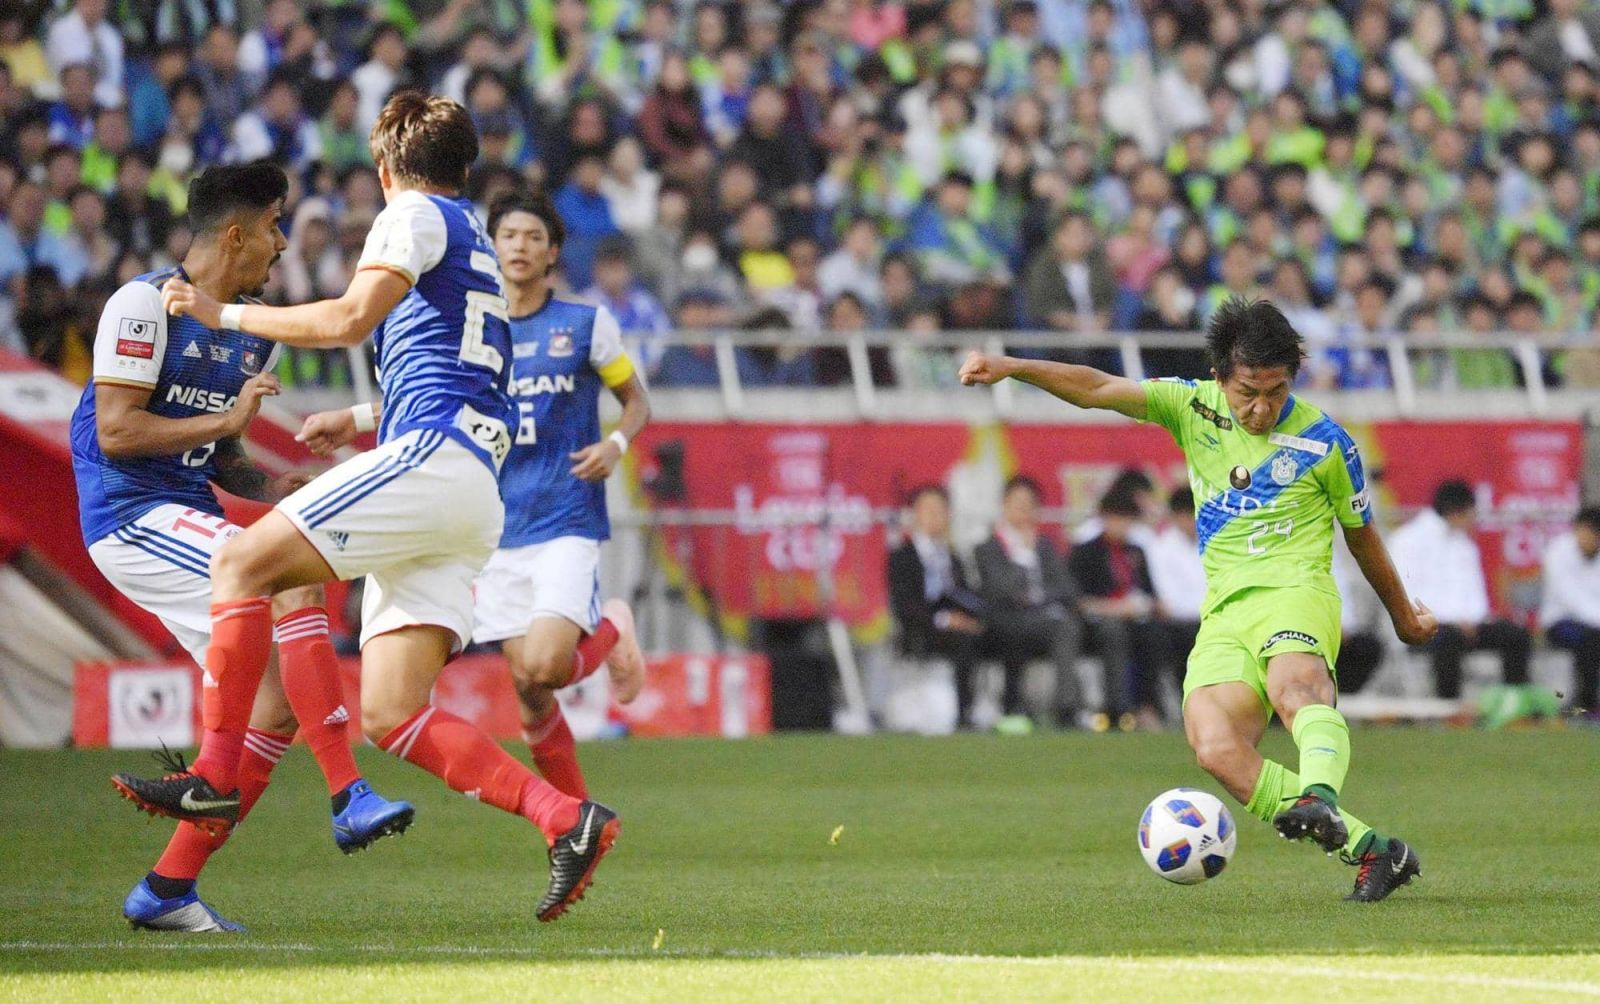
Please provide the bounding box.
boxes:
[631,423,973,632]
[631,419,1584,629]
[74,653,770,748]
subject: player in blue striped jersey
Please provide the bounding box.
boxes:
[138,94,619,922]
[77,162,412,932]
[474,190,649,798]
[297,190,652,804]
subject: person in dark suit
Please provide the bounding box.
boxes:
[1067,487,1172,730]
[974,475,1084,728]
[1021,210,1116,333]
[887,485,986,727]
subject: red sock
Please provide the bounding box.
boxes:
[275,607,359,795]
[568,618,620,686]
[192,598,273,791]
[152,728,288,881]
[523,704,588,799]
[380,705,580,840]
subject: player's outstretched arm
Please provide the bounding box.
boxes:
[1344,521,1438,645]
[570,375,651,482]
[958,351,1147,420]
[94,372,279,460]
[160,270,412,349]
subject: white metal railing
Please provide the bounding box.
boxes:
[320,329,1600,422]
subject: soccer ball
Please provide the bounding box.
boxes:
[1137,787,1237,884]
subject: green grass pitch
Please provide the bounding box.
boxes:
[2,729,1597,1001]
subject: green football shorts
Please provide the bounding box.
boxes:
[1183,585,1344,713]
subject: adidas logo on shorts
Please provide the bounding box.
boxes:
[325,531,349,551]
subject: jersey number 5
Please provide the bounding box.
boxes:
[461,250,508,375]
[516,400,536,445]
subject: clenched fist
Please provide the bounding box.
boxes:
[160,279,225,330]
[958,351,1014,386]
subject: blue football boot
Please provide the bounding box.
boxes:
[123,878,243,933]
[331,779,415,854]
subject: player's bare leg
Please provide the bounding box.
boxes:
[599,600,645,702]
[211,510,339,600]
[507,603,646,704]
[505,618,590,798]
[508,616,586,694]
[362,625,620,922]
[1184,682,1269,804]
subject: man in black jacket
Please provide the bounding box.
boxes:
[1067,487,1171,729]
[973,476,1084,729]
[887,485,985,727]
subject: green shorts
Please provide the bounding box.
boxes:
[1183,586,1343,713]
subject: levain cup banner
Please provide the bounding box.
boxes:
[628,420,1584,637]
[628,424,975,639]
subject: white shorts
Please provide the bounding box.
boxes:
[473,535,602,644]
[278,429,504,652]
[87,504,240,667]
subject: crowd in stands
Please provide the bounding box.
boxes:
[889,472,1600,731]
[5,0,1600,390]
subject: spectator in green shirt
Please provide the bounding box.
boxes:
[318,80,372,172]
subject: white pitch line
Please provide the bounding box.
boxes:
[1,943,1598,997]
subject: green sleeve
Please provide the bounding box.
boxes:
[1140,378,1196,446]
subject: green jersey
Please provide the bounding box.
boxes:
[1142,379,1372,616]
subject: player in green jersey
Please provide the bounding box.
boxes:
[960,298,1439,902]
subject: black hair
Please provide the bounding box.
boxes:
[1098,487,1142,518]
[881,250,919,276]
[1505,289,1543,313]
[1271,162,1309,184]
[830,290,867,312]
[487,187,565,249]
[167,74,204,103]
[1169,486,1195,515]
[1205,297,1305,380]
[1432,479,1474,517]
[1358,274,1397,299]
[907,483,949,506]
[1108,467,1154,496]
[1576,505,1600,532]
[1003,474,1042,501]
[594,235,632,265]
[365,21,406,57]
[185,161,288,236]
[465,66,509,101]
[742,305,792,331]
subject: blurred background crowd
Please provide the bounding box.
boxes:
[4,0,1600,391]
